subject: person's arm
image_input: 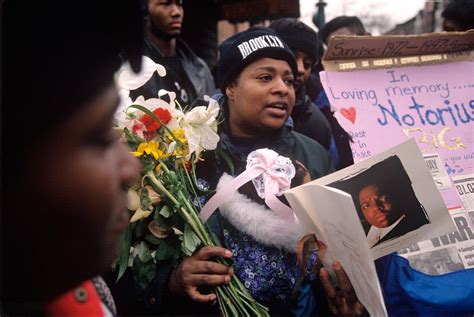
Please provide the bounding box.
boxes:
[168,246,233,303]
[320,261,367,316]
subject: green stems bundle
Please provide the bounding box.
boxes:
[145,167,269,317]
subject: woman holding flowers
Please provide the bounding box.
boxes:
[165,27,366,316]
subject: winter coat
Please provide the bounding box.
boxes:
[130,33,215,104]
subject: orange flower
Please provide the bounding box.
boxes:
[139,108,172,132]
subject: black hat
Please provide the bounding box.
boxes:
[217,26,297,92]
[269,18,320,62]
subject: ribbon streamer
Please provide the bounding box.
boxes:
[200,148,297,223]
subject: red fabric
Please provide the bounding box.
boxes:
[45,280,104,316]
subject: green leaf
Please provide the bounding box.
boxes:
[124,127,142,149]
[137,241,153,263]
[155,237,179,261]
[133,256,156,290]
[153,210,175,230]
[182,224,201,256]
[144,234,161,245]
[134,220,149,238]
[159,205,171,218]
[216,147,235,175]
[116,225,132,283]
[142,156,156,173]
[140,187,152,210]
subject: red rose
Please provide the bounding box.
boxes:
[139,108,172,132]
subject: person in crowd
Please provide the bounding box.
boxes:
[319,16,371,46]
[269,18,333,151]
[2,0,142,314]
[441,0,474,32]
[310,16,372,170]
[165,26,365,316]
[131,0,215,105]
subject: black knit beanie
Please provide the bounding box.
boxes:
[269,20,319,62]
[217,26,297,93]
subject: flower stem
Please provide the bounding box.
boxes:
[145,170,207,244]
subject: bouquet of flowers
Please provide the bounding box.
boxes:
[113,56,269,316]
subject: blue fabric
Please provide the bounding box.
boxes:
[221,218,299,302]
[328,136,340,169]
[314,90,330,111]
[375,253,474,316]
[291,282,318,317]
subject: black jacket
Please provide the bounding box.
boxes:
[292,88,332,151]
[130,33,215,104]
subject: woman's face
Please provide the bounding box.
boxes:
[293,50,315,92]
[358,184,394,228]
[226,57,295,138]
[25,84,140,297]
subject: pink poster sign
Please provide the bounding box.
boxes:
[320,61,473,209]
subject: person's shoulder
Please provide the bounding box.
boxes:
[290,131,334,177]
[292,131,327,151]
[177,39,208,67]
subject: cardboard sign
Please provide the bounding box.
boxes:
[320,31,474,211]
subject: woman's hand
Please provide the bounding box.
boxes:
[168,246,233,303]
[320,261,367,316]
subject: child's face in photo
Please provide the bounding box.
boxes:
[226,57,295,137]
[358,184,394,228]
[25,84,140,292]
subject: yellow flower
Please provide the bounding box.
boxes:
[130,207,153,223]
[127,189,141,211]
[132,140,165,160]
[171,128,187,143]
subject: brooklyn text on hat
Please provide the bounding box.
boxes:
[217,26,297,92]
[237,35,285,59]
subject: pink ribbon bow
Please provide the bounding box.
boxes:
[199,148,298,223]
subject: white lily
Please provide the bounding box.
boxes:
[115,93,142,129]
[117,55,166,91]
[158,89,177,105]
[114,56,168,128]
[181,97,220,161]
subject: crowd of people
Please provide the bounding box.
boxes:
[2,0,474,315]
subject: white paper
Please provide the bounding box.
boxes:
[294,138,455,259]
[285,185,387,317]
[423,153,452,190]
[284,139,456,316]
[452,174,474,212]
[398,209,474,272]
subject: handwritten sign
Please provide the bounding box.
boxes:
[320,61,473,209]
[324,32,474,60]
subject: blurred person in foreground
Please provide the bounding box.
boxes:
[2,0,143,314]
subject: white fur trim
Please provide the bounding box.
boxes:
[216,173,306,253]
